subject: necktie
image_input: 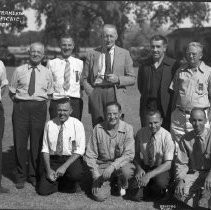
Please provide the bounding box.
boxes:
[105,49,112,75]
[28,67,35,96]
[63,59,70,91]
[56,124,63,155]
[147,135,155,167]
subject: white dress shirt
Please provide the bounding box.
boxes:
[0,60,8,101]
[94,45,115,85]
[42,117,85,156]
[48,56,83,99]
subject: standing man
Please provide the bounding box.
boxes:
[84,102,135,202]
[0,61,9,193]
[9,42,53,189]
[82,24,136,126]
[48,35,83,120]
[138,35,179,130]
[129,110,175,201]
[38,98,85,195]
[175,108,211,208]
[170,42,211,142]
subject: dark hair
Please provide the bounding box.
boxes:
[190,107,206,119]
[60,34,74,45]
[106,101,121,112]
[150,35,168,45]
[146,109,162,119]
[56,97,72,108]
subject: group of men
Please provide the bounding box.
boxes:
[0,23,210,209]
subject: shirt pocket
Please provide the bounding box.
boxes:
[195,79,207,95]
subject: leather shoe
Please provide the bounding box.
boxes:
[0,186,9,193]
[28,180,36,187]
[16,182,25,189]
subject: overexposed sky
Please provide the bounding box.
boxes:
[22,2,211,32]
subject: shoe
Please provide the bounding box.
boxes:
[74,182,82,193]
[16,182,25,189]
[0,186,9,193]
[28,180,36,187]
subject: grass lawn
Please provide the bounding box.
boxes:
[0,67,189,209]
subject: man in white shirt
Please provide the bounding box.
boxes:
[37,98,85,195]
[48,35,83,120]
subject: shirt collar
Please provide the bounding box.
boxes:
[101,45,115,54]
[148,127,162,140]
[28,63,41,71]
[61,56,72,62]
[54,117,70,128]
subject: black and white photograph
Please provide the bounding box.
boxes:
[0,1,211,209]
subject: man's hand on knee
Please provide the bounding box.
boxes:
[102,165,115,180]
[204,172,211,191]
[175,180,185,198]
[47,169,57,182]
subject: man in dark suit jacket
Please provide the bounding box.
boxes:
[137,35,179,130]
[82,24,136,126]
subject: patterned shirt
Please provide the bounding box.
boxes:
[84,120,135,179]
[170,61,211,110]
[135,127,175,167]
[42,117,85,156]
[175,128,211,181]
[9,63,53,101]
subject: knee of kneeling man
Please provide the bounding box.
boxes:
[92,190,110,202]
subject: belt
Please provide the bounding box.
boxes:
[14,99,46,103]
[50,155,70,160]
[94,85,115,89]
[177,106,209,114]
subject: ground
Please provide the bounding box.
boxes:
[0,67,190,210]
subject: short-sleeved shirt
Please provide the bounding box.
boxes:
[135,127,175,167]
[170,61,211,110]
[42,116,85,156]
[9,63,53,101]
[175,128,211,180]
[47,56,83,99]
[0,61,8,100]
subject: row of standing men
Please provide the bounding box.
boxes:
[0,24,210,208]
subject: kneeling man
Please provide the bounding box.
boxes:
[175,108,211,208]
[129,110,175,201]
[84,102,135,202]
[38,98,85,195]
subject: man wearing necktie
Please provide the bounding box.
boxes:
[175,108,211,208]
[170,42,211,143]
[9,42,53,189]
[128,110,175,201]
[82,24,136,127]
[38,98,85,195]
[48,35,83,121]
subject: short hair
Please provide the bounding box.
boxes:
[190,107,206,119]
[56,98,72,109]
[150,35,168,45]
[106,101,121,112]
[102,24,118,35]
[146,109,162,119]
[186,42,203,54]
[60,34,74,45]
[29,42,45,53]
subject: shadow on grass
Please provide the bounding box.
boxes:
[2,146,16,183]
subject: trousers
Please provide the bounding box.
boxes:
[38,156,84,195]
[12,100,47,183]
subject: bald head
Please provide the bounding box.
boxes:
[28,42,45,66]
[189,108,207,135]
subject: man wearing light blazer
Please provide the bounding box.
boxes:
[82,24,136,126]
